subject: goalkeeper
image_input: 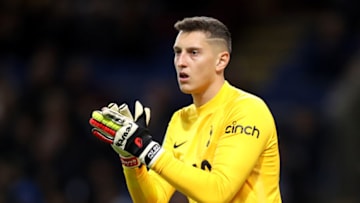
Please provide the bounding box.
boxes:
[90,16,282,202]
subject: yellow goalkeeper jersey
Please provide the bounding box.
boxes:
[123,81,282,203]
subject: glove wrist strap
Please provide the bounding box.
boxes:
[119,155,141,168]
[138,141,163,167]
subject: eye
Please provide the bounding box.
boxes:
[173,49,181,55]
[191,50,199,55]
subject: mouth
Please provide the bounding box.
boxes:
[179,72,189,80]
[178,72,189,83]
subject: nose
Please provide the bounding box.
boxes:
[175,53,187,68]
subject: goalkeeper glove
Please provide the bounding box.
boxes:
[90,103,141,168]
[90,101,162,167]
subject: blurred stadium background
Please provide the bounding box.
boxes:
[0,0,359,202]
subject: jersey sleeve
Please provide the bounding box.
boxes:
[123,165,176,202]
[151,97,277,202]
[122,113,181,203]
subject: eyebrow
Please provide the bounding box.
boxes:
[173,46,202,51]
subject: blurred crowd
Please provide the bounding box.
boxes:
[0,0,360,203]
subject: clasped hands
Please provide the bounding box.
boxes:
[89,101,162,168]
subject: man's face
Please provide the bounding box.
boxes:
[173,31,219,94]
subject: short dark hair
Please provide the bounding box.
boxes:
[174,16,232,53]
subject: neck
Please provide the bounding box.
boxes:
[192,79,225,107]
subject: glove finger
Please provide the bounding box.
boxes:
[91,128,114,144]
[91,111,121,131]
[118,103,134,121]
[89,118,117,136]
[134,100,143,122]
[91,110,105,122]
[134,100,147,127]
[108,102,118,109]
[102,107,131,126]
[144,107,151,126]
[134,100,151,127]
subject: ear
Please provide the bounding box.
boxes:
[216,51,230,72]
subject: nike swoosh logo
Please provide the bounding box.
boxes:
[173,141,187,148]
